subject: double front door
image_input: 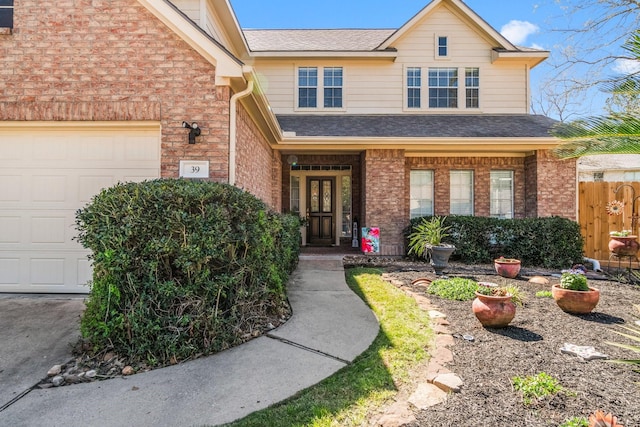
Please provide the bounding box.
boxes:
[307,177,335,245]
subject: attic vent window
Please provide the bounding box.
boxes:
[593,172,604,182]
[0,0,13,31]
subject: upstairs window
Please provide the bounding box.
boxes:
[450,170,473,215]
[490,170,514,219]
[437,36,448,57]
[429,68,458,108]
[323,67,343,108]
[298,67,318,108]
[465,67,479,108]
[407,67,421,109]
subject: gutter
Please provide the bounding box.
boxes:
[229,79,254,186]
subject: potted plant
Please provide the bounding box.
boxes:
[606,200,639,257]
[551,271,600,314]
[608,230,639,257]
[472,282,523,328]
[494,256,521,278]
[407,216,455,275]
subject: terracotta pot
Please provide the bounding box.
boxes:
[608,236,639,257]
[472,291,516,328]
[551,284,600,314]
[494,258,521,279]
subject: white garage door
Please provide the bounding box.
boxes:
[0,123,161,293]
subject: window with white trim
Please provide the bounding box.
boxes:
[490,170,514,219]
[407,67,421,109]
[297,67,344,109]
[323,67,343,108]
[298,67,317,108]
[410,170,434,218]
[450,170,473,215]
[465,67,479,108]
[437,36,448,57]
[429,67,458,108]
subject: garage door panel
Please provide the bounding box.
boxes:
[0,175,22,201]
[0,216,21,243]
[0,258,20,284]
[32,175,68,202]
[0,124,161,293]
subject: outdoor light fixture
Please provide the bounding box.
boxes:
[182,121,201,144]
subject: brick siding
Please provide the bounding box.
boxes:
[526,150,577,220]
[0,0,263,186]
[363,149,406,256]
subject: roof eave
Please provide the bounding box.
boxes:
[491,50,550,68]
[274,136,560,154]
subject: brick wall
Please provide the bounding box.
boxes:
[0,0,235,181]
[235,103,277,208]
[526,150,577,220]
[363,149,406,256]
[407,156,527,218]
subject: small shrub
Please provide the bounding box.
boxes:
[427,277,478,301]
[512,372,563,405]
[559,417,588,427]
[76,179,301,366]
[536,290,553,298]
[560,272,590,291]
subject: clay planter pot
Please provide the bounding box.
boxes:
[494,258,521,279]
[551,284,600,314]
[472,292,516,328]
[608,236,639,257]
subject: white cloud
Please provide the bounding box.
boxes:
[500,20,540,46]
[612,58,640,75]
[531,43,545,50]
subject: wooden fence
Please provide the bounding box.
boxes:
[578,181,640,261]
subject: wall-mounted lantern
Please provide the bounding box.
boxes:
[182,121,201,144]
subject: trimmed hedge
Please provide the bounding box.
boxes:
[406,215,584,269]
[75,179,301,365]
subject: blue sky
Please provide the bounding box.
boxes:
[229,0,633,119]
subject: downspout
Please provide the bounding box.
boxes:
[228,79,254,186]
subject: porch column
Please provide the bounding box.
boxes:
[362,149,406,256]
[524,150,577,220]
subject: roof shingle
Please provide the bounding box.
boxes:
[243,29,395,51]
[276,114,558,138]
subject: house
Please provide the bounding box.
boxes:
[0,0,575,293]
[578,155,640,182]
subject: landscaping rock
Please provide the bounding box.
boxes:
[51,375,65,387]
[408,383,447,409]
[47,364,62,376]
[432,373,463,393]
[122,366,134,376]
[376,401,416,427]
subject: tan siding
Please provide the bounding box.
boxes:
[253,3,531,115]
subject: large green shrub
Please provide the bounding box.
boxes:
[76,179,301,365]
[406,216,584,269]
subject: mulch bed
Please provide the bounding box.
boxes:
[344,257,640,427]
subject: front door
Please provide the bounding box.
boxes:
[307,177,335,245]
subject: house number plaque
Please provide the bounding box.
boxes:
[179,160,209,179]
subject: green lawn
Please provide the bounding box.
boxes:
[222,267,433,427]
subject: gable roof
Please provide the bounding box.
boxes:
[276,114,558,139]
[378,0,516,51]
[240,0,547,65]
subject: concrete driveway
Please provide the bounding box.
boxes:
[0,295,85,410]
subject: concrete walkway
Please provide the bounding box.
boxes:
[0,255,379,427]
